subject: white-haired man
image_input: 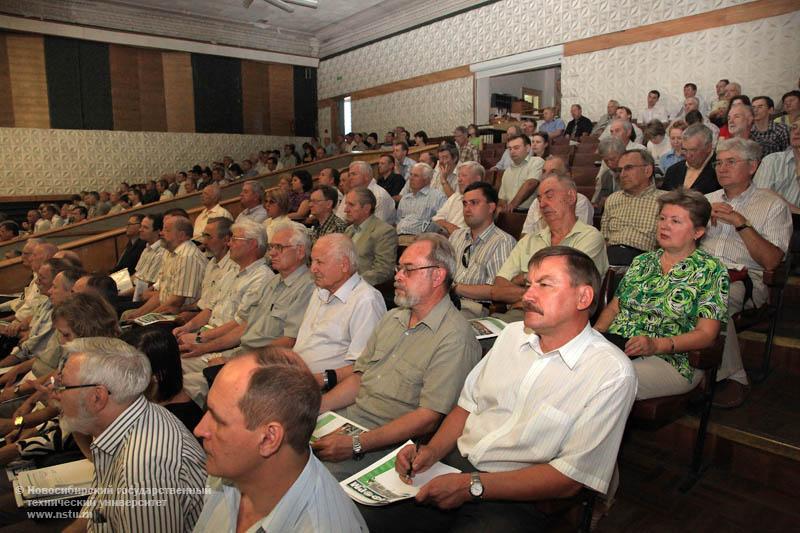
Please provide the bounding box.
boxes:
[235,180,268,224]
[348,160,396,224]
[430,161,485,236]
[193,184,233,240]
[396,163,446,235]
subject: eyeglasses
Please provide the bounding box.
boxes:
[461,244,472,268]
[230,236,253,242]
[394,264,441,275]
[713,158,751,168]
[268,243,296,253]
[52,375,110,394]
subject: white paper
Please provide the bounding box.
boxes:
[110,268,133,294]
[15,459,94,502]
[311,411,367,442]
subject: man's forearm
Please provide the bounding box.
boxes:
[482,463,582,501]
[320,373,362,413]
[455,283,494,301]
[491,277,526,304]
[315,364,354,388]
[360,407,442,453]
[433,219,460,236]
[425,406,469,462]
[182,309,212,332]
[197,323,246,354]
[154,295,187,314]
[508,179,539,209]
[740,228,784,271]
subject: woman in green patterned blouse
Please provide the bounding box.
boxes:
[594,188,729,400]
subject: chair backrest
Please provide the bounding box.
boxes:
[495,211,527,241]
[571,166,598,187]
[572,152,600,167]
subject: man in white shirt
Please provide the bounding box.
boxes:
[431,161,485,236]
[523,157,594,237]
[235,180,268,224]
[348,160,396,225]
[498,134,545,212]
[639,89,669,123]
[600,107,644,145]
[294,234,386,389]
[360,246,636,532]
[193,184,233,240]
[193,350,368,532]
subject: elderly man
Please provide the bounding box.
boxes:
[493,175,607,317]
[592,99,619,135]
[640,89,668,123]
[449,182,516,318]
[673,83,708,119]
[125,215,207,319]
[0,220,18,242]
[193,350,368,532]
[309,185,348,246]
[312,234,481,480]
[431,161,485,235]
[235,180,268,224]
[293,234,386,388]
[662,124,720,193]
[602,149,665,266]
[396,163,446,235]
[538,107,565,139]
[0,239,45,322]
[27,209,47,234]
[453,125,479,163]
[727,103,754,142]
[498,134,545,212]
[775,90,800,127]
[362,247,636,533]
[343,188,397,286]
[565,104,593,139]
[376,153,405,199]
[592,138,627,208]
[58,338,206,533]
[601,107,644,144]
[754,117,800,209]
[181,217,237,320]
[348,160,396,224]
[393,141,416,179]
[418,144,459,197]
[129,213,166,301]
[750,96,790,156]
[701,138,792,408]
[193,184,233,240]
[594,119,647,204]
[523,157,594,237]
[112,214,146,275]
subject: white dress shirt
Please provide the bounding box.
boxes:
[433,190,466,230]
[522,193,594,236]
[367,179,396,225]
[193,204,233,240]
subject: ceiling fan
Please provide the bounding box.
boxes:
[242,0,318,13]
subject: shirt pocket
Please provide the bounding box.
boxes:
[388,357,425,406]
[520,403,573,458]
[266,303,288,337]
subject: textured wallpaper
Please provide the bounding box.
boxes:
[561,11,800,122]
[351,77,473,137]
[319,0,752,98]
[0,128,308,195]
[317,106,332,140]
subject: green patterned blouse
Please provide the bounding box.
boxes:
[608,248,729,381]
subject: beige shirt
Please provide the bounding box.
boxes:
[193,204,233,240]
[158,240,208,305]
[498,155,545,209]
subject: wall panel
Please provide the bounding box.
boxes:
[241,60,269,135]
[7,34,50,129]
[137,49,167,132]
[293,66,317,137]
[109,44,141,131]
[268,63,294,135]
[77,41,112,130]
[192,53,243,134]
[162,51,195,132]
[0,35,15,127]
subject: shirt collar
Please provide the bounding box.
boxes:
[467,223,497,244]
[238,257,266,276]
[622,184,657,198]
[722,182,756,202]
[317,273,362,303]
[249,451,317,533]
[280,264,309,286]
[518,322,595,370]
[91,396,148,455]
[393,295,452,332]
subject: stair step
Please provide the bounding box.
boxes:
[739,331,800,376]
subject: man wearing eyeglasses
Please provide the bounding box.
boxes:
[313,234,481,480]
[661,124,720,194]
[701,137,792,408]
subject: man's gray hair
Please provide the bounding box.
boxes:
[171,216,194,238]
[66,337,151,404]
[412,162,434,180]
[272,222,311,261]
[685,96,699,106]
[207,217,233,238]
[611,118,632,133]
[414,233,456,288]
[205,183,222,202]
[243,180,264,199]
[716,137,762,161]
[317,233,358,274]
[598,137,627,157]
[542,172,577,191]
[349,160,373,180]
[459,161,485,179]
[683,123,713,146]
[623,148,656,169]
[232,218,267,255]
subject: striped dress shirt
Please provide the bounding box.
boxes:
[193,204,233,240]
[11,297,53,360]
[457,322,637,494]
[134,240,166,285]
[395,186,446,235]
[753,147,800,207]
[84,396,207,533]
[449,224,516,297]
[235,204,268,225]
[158,240,208,305]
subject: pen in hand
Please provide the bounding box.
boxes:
[406,439,419,480]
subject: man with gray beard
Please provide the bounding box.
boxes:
[312,234,481,481]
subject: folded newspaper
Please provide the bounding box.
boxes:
[341,441,460,506]
[132,312,178,326]
[12,459,94,507]
[311,411,367,443]
[469,317,508,340]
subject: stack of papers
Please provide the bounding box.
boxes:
[132,313,178,326]
[11,459,94,507]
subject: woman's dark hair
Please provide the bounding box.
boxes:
[414,131,429,145]
[292,170,313,192]
[532,132,551,158]
[121,325,183,402]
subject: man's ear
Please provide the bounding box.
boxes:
[576,285,594,312]
[257,421,285,458]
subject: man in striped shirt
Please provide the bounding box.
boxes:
[60,338,206,533]
[129,214,166,302]
[395,163,446,235]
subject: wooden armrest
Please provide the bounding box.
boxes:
[687,337,723,369]
[763,262,788,287]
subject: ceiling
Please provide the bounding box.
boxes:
[0,0,496,59]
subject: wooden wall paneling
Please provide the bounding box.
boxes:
[0,35,14,127]
[7,34,50,129]
[137,48,167,131]
[241,59,267,134]
[109,44,142,131]
[268,63,294,135]
[162,51,195,132]
[77,41,113,130]
[329,101,340,137]
[349,65,471,101]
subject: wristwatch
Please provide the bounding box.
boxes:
[195,332,203,344]
[14,416,24,430]
[735,220,753,232]
[352,434,365,461]
[469,472,484,499]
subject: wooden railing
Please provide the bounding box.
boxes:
[0,146,435,293]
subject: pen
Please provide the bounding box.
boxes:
[407,439,419,479]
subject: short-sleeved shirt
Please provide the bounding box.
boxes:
[753,147,800,207]
[450,224,516,300]
[523,193,595,236]
[498,220,609,280]
[538,119,566,135]
[608,248,729,381]
[310,213,348,246]
[433,191,466,229]
[498,155,545,209]
[601,185,665,252]
[235,204,268,225]
[457,141,480,163]
[210,258,275,327]
[197,253,238,312]
[342,296,482,429]
[134,240,166,285]
[193,204,233,240]
[396,186,446,235]
[158,240,208,304]
[239,265,315,348]
[457,322,637,494]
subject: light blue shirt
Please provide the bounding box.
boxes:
[753,147,800,207]
[193,452,367,533]
[538,118,566,135]
[396,185,446,235]
[659,150,684,173]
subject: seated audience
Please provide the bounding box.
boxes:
[595,189,729,399]
[592,99,619,135]
[59,337,206,532]
[0,240,51,332]
[157,179,174,201]
[601,107,644,144]
[530,132,551,159]
[288,169,313,220]
[0,220,19,242]
[593,137,627,208]
[193,349,367,532]
[309,185,347,246]
[727,103,754,141]
[594,119,647,204]
[424,144,460,197]
[431,161,485,236]
[112,214,146,275]
[349,160,396,224]
[489,125,524,172]
[661,124,720,193]
[522,157,594,236]
[344,187,398,286]
[450,182,516,318]
[774,90,800,127]
[183,217,237,320]
[701,138,792,408]
[602,149,665,266]
[754,116,800,209]
[498,134,545,212]
[375,153,405,199]
[129,213,166,301]
[659,120,687,172]
[413,130,429,148]
[750,95,790,156]
[494,175,608,317]
[312,234,481,480]
[467,124,483,151]
[193,184,233,240]
[318,167,344,208]
[360,247,636,533]
[235,180,268,224]
[393,141,416,179]
[537,106,565,139]
[640,89,669,123]
[396,163,446,235]
[453,125,480,163]
[263,187,298,242]
[293,234,386,386]
[565,104,593,139]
